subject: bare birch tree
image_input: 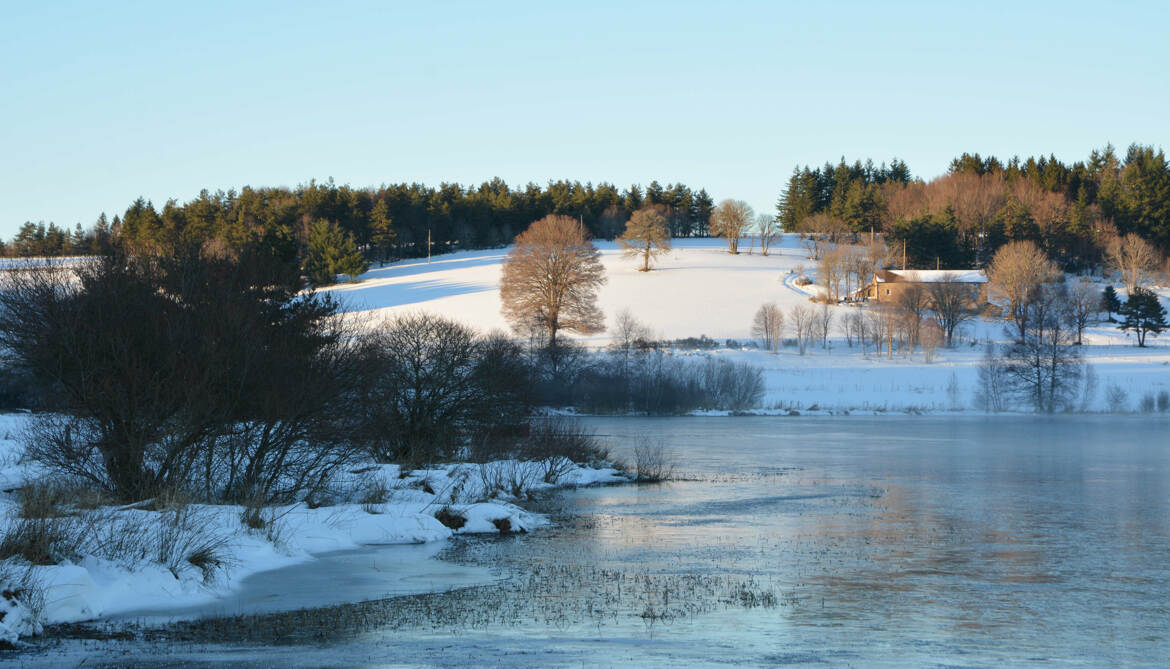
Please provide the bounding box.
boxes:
[751,302,784,352]
[789,304,816,355]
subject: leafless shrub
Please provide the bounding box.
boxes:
[632,437,674,483]
[477,461,538,500]
[1106,383,1129,413]
[1139,393,1157,413]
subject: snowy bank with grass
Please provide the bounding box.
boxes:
[0,414,627,643]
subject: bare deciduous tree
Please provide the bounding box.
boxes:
[709,199,755,254]
[818,246,849,303]
[843,309,864,349]
[1064,277,1100,345]
[929,275,976,346]
[618,205,671,272]
[756,214,780,256]
[1003,283,1084,413]
[789,304,816,355]
[815,302,834,348]
[988,240,1057,341]
[920,321,943,362]
[798,213,849,261]
[1106,233,1161,295]
[896,282,929,347]
[751,302,784,352]
[611,308,652,369]
[974,343,1009,412]
[500,215,607,347]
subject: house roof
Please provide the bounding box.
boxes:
[876,269,986,284]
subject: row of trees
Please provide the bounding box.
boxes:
[779,144,1170,270]
[6,178,716,264]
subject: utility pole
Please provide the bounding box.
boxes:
[427,228,432,264]
[902,240,906,270]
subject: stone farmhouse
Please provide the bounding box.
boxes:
[853,269,988,307]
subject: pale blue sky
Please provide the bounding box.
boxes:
[2,1,1167,238]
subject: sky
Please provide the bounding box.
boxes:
[2,0,1168,239]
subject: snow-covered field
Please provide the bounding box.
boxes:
[0,414,625,642]
[326,235,1170,414]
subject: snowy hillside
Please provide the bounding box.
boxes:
[324,235,1170,414]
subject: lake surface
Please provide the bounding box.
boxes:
[20,416,1170,667]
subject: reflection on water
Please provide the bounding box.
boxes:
[439,415,1170,665]
[22,415,1170,667]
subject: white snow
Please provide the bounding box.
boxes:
[0,415,628,642]
[878,269,987,283]
[326,234,1170,415]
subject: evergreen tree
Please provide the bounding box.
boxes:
[369,199,396,265]
[304,219,367,286]
[692,189,714,236]
[1101,285,1121,321]
[1119,288,1167,347]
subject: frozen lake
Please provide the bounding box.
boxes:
[17,415,1170,667]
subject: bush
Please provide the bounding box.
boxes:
[1139,393,1157,413]
[1106,384,1129,413]
[632,437,674,482]
[0,248,365,504]
[1159,390,1170,413]
[669,335,719,350]
[570,351,764,415]
[356,315,533,464]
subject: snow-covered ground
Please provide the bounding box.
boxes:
[0,414,626,643]
[325,235,1170,414]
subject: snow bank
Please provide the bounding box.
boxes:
[0,420,629,643]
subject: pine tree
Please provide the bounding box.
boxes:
[369,199,396,266]
[1119,288,1167,347]
[1101,285,1121,322]
[304,219,368,286]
